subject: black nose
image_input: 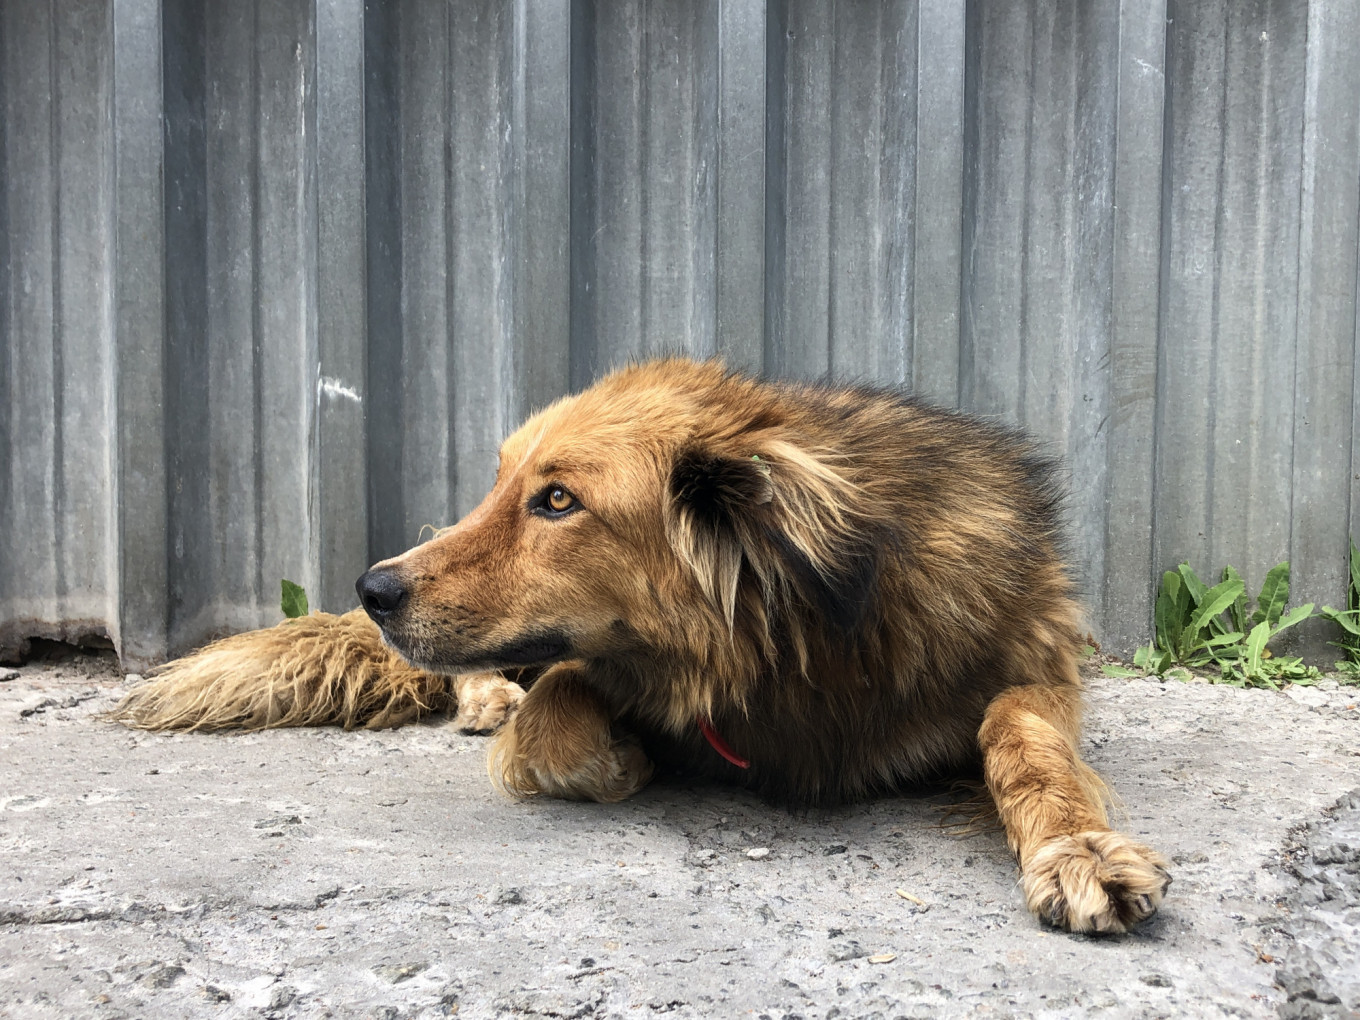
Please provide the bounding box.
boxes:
[356,568,408,623]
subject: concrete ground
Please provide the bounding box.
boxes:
[1,655,1358,1020]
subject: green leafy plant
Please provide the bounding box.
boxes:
[1216,563,1317,689]
[1131,563,1247,674]
[1116,561,1317,689]
[1320,538,1360,678]
[281,579,309,619]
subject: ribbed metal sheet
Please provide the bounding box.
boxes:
[3,0,1358,668]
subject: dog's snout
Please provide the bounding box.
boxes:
[356,568,408,624]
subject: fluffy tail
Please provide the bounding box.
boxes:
[111,609,452,731]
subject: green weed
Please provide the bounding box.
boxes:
[1215,563,1318,689]
[1110,561,1318,689]
[1320,538,1360,679]
[281,578,309,619]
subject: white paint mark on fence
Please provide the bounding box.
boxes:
[318,377,362,404]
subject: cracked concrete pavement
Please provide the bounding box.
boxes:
[1,655,1358,1019]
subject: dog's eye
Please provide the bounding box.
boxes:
[531,485,580,518]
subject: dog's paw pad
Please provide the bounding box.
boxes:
[451,673,524,734]
[1022,830,1170,934]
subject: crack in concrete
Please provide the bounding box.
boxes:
[0,884,346,928]
[16,688,102,718]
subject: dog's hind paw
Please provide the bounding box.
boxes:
[451,673,525,734]
[1021,830,1171,934]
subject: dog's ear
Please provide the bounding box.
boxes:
[666,449,774,629]
[670,449,775,527]
[666,444,881,646]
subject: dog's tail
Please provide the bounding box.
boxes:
[110,609,452,731]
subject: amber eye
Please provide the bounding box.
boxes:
[529,484,580,518]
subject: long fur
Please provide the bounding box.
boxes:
[111,610,450,731]
[114,359,1169,933]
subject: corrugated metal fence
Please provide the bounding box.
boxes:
[3,0,1358,668]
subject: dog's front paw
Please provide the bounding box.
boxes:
[451,673,525,734]
[488,723,653,803]
[1021,830,1171,934]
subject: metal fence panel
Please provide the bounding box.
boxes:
[3,0,1358,668]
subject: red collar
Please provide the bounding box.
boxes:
[697,716,750,769]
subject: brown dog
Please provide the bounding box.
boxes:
[115,359,1169,933]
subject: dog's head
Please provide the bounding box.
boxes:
[357,361,881,685]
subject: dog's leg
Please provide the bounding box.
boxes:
[488,664,652,803]
[979,683,1170,934]
[112,609,519,733]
